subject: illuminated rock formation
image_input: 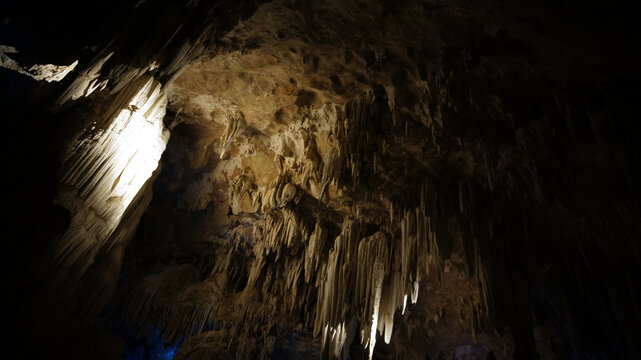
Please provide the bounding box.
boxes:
[3,0,640,359]
[54,75,169,307]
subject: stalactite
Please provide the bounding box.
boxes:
[119,261,270,348]
[220,113,246,159]
[356,232,389,359]
[310,177,447,358]
[315,219,359,358]
[56,53,113,105]
[304,221,328,284]
[54,75,169,290]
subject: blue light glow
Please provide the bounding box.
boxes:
[123,326,181,360]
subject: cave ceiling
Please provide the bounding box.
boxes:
[2,0,640,359]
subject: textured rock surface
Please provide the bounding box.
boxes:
[1,45,78,82]
[3,0,263,357]
[109,1,641,359]
[3,0,640,359]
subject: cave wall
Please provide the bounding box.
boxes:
[2,1,640,359]
[3,0,264,357]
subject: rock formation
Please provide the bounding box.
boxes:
[3,0,640,359]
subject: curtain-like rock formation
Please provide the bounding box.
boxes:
[3,0,640,359]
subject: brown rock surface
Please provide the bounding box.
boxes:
[3,0,640,359]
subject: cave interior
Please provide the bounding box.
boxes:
[2,0,640,359]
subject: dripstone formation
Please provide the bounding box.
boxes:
[3,1,640,359]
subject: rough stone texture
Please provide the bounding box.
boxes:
[2,0,640,359]
[1,45,78,82]
[110,1,641,359]
[3,0,264,358]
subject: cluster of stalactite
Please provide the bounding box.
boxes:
[107,55,641,359]
[313,180,447,359]
[3,3,269,348]
[15,1,636,358]
[53,74,169,317]
[113,89,462,358]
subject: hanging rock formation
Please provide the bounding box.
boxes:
[3,0,640,359]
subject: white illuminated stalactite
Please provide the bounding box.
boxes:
[368,261,384,360]
[402,294,408,314]
[214,93,442,359]
[411,278,420,304]
[323,322,348,358]
[57,53,113,105]
[383,316,393,344]
[306,95,446,359]
[55,76,169,284]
